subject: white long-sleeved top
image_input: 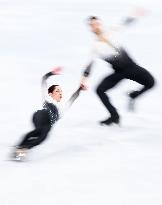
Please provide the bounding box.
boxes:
[90,38,120,60]
[87,16,137,65]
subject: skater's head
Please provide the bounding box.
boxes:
[48,85,62,102]
[87,16,102,34]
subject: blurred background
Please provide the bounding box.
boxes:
[0,0,162,205]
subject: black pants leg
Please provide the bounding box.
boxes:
[126,65,155,99]
[96,72,124,118]
[18,109,51,149]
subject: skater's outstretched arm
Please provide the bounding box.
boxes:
[41,67,62,101]
[63,87,82,110]
[108,6,149,33]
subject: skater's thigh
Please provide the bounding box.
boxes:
[126,66,154,86]
[97,72,124,91]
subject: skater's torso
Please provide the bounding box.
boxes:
[43,100,60,126]
[92,40,119,59]
[104,48,136,73]
[90,33,137,73]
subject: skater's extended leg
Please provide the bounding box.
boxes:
[12,110,51,161]
[18,110,51,149]
[18,126,50,149]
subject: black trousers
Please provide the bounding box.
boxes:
[96,63,155,118]
[18,109,51,149]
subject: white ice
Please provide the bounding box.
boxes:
[0,0,162,205]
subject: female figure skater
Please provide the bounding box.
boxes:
[12,67,81,161]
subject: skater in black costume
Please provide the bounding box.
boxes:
[12,67,81,160]
[80,8,155,125]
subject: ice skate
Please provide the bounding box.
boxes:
[128,97,135,111]
[127,92,136,111]
[11,148,28,162]
[100,116,120,126]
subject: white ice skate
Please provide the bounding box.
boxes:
[128,97,135,111]
[11,148,28,162]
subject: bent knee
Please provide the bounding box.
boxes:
[147,76,155,89]
[96,86,104,96]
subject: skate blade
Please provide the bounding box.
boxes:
[9,156,26,162]
[9,153,27,162]
[100,121,121,127]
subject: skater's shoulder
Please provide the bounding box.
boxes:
[43,100,58,110]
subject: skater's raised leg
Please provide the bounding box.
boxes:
[127,66,155,110]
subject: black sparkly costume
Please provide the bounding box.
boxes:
[17,72,60,149]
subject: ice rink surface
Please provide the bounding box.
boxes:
[0,0,162,204]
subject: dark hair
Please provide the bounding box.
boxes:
[87,16,99,23]
[48,85,59,94]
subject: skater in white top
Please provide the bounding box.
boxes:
[80,7,155,125]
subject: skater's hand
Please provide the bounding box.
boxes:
[80,77,88,90]
[80,83,88,90]
[132,6,149,18]
[51,66,63,75]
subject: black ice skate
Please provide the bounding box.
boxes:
[100,116,120,126]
